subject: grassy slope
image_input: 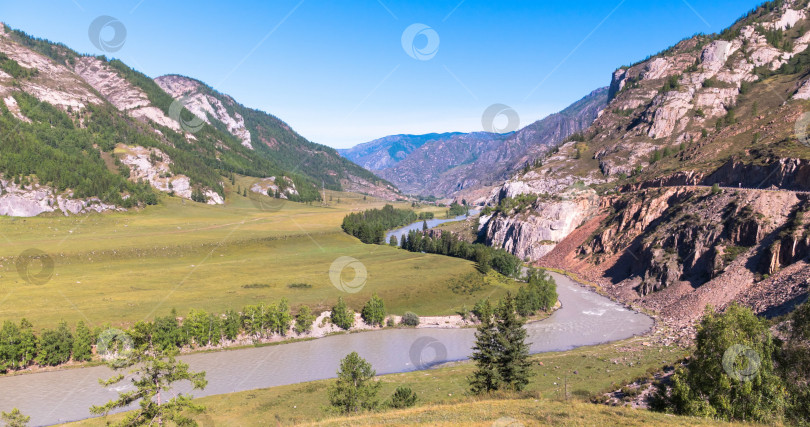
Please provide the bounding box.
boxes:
[68,338,739,427]
[0,181,509,329]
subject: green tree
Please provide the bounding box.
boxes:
[388,386,418,409]
[657,304,786,422]
[328,352,381,413]
[781,300,810,423]
[330,297,355,330]
[0,321,22,372]
[389,234,398,247]
[361,294,386,327]
[275,298,293,336]
[36,321,73,366]
[495,293,533,391]
[294,305,316,335]
[0,408,30,427]
[91,342,208,426]
[17,319,37,367]
[221,309,241,341]
[72,320,93,362]
[469,299,501,394]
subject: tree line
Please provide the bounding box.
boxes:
[341,204,418,244]
[0,294,407,374]
[400,230,522,278]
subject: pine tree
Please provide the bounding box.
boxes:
[469,300,502,394]
[389,234,398,247]
[91,346,208,426]
[495,293,533,391]
[328,352,381,413]
[72,320,93,362]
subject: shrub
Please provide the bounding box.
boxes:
[400,312,420,327]
[388,386,418,408]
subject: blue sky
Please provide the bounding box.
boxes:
[3,0,759,148]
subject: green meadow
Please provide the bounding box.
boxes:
[0,183,510,329]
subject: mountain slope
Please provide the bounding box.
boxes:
[479,0,810,328]
[339,132,463,171]
[154,75,399,199]
[0,23,398,217]
[340,88,608,198]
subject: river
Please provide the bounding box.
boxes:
[0,212,653,425]
[385,209,480,245]
[0,272,652,426]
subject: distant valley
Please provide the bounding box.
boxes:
[339,88,608,198]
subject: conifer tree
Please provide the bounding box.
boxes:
[328,352,381,413]
[72,320,93,362]
[495,293,533,391]
[469,300,501,394]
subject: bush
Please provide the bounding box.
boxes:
[388,386,418,408]
[400,312,420,327]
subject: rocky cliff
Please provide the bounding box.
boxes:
[481,0,810,326]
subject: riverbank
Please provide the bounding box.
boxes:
[0,272,654,426]
[0,300,561,379]
[69,336,689,427]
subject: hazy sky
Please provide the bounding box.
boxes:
[3,0,758,148]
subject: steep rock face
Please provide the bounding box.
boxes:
[483,190,600,261]
[0,26,101,110]
[74,57,181,132]
[250,177,298,199]
[580,187,803,298]
[155,75,252,148]
[0,179,117,217]
[702,157,810,191]
[116,145,224,205]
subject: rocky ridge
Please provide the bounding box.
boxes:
[480,0,810,327]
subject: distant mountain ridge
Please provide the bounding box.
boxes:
[340,88,609,197]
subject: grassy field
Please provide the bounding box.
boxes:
[68,337,726,427]
[0,180,515,329]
